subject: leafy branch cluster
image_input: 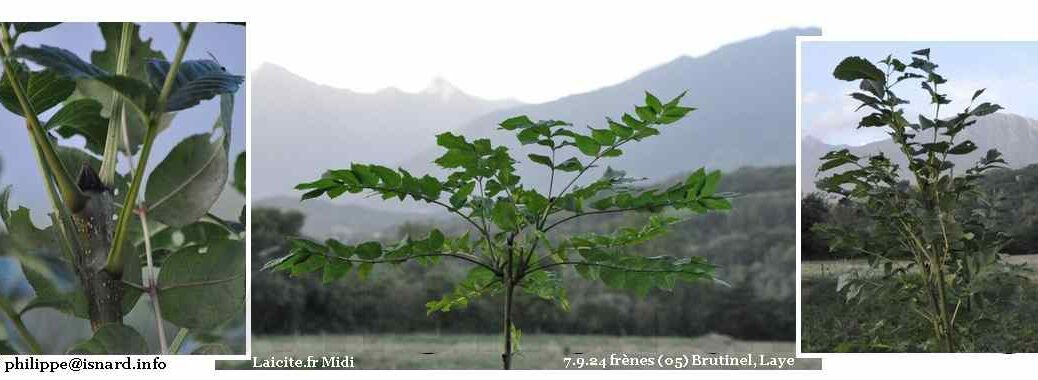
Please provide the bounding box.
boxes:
[814,49,1025,352]
[267,91,732,368]
[0,22,245,355]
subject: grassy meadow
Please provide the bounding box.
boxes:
[241,334,795,369]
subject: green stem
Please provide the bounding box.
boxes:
[98,22,135,185]
[30,133,82,260]
[0,24,85,212]
[105,22,196,275]
[169,328,189,354]
[0,296,42,354]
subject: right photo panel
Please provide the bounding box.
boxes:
[800,40,1038,353]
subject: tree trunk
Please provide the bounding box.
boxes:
[70,165,123,331]
[502,281,514,370]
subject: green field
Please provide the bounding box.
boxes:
[801,254,1038,280]
[243,334,795,369]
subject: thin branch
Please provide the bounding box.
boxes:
[0,24,84,211]
[169,328,189,354]
[105,22,197,275]
[527,260,708,276]
[543,204,674,232]
[360,184,490,238]
[0,295,42,354]
[314,251,499,276]
[137,209,168,354]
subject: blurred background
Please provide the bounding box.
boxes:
[250,15,817,367]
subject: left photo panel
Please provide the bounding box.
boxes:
[0,22,246,355]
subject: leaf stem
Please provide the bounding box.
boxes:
[138,208,168,354]
[0,24,85,212]
[98,22,135,185]
[105,22,197,275]
[0,296,42,354]
[169,328,189,354]
[312,251,499,276]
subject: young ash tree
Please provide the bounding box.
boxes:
[814,49,1023,352]
[266,92,734,369]
[0,22,246,354]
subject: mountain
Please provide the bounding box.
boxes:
[250,64,521,200]
[254,196,439,241]
[401,27,820,193]
[801,112,1038,194]
[252,27,820,233]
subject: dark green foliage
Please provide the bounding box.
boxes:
[269,92,736,367]
[253,166,795,341]
[280,92,729,300]
[0,22,244,355]
[812,49,1021,352]
[803,276,1038,352]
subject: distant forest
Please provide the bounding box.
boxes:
[803,164,1038,261]
[251,166,797,341]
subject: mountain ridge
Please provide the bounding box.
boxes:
[801,112,1038,194]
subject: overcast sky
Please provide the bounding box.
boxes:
[802,41,1038,146]
[248,1,819,104]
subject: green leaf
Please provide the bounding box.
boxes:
[45,99,109,154]
[74,22,166,154]
[492,201,519,231]
[971,88,986,101]
[645,92,663,113]
[322,259,352,284]
[13,45,159,117]
[67,324,148,354]
[371,165,402,188]
[517,127,543,145]
[699,170,722,197]
[426,267,500,313]
[449,181,475,209]
[499,115,534,130]
[0,341,16,354]
[0,64,76,116]
[12,22,61,34]
[145,133,229,228]
[233,152,246,195]
[212,94,235,149]
[555,157,583,172]
[635,105,656,123]
[145,60,244,112]
[418,175,442,199]
[91,23,165,81]
[971,102,1002,117]
[660,106,694,124]
[590,128,616,145]
[356,241,383,260]
[436,132,470,150]
[0,187,59,257]
[157,239,245,330]
[573,135,601,156]
[528,154,553,167]
[608,118,634,138]
[833,56,885,82]
[12,45,108,78]
[948,141,978,155]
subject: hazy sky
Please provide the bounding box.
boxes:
[802,41,1038,146]
[249,1,819,104]
[0,22,245,221]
